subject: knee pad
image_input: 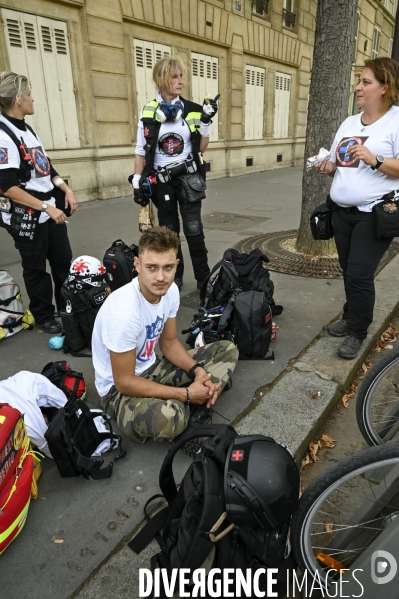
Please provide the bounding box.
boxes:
[185,220,201,236]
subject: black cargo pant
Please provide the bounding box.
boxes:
[7,218,72,324]
[153,178,210,283]
[332,207,392,340]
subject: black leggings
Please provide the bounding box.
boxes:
[8,219,72,324]
[153,179,210,282]
[332,208,392,340]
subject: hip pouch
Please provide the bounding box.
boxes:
[373,190,399,240]
[309,200,334,240]
[178,172,207,203]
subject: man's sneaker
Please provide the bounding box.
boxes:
[337,336,363,360]
[174,278,183,291]
[327,319,348,337]
[223,376,233,392]
[188,404,213,427]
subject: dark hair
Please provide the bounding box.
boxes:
[138,226,179,255]
[364,57,399,109]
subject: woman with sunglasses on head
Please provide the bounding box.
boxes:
[315,57,399,359]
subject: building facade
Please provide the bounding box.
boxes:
[0,0,395,202]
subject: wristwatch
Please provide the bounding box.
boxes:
[371,155,385,170]
[188,362,205,380]
[41,202,48,212]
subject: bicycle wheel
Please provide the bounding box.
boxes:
[356,347,399,445]
[291,443,399,587]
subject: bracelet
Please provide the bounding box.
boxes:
[52,177,64,188]
[186,387,191,406]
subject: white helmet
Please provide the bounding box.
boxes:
[69,255,106,287]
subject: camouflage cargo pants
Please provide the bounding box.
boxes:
[101,340,238,443]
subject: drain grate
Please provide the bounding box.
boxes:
[235,230,399,279]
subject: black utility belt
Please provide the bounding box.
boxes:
[156,158,197,184]
[21,188,53,202]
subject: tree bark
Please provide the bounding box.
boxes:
[296,0,359,256]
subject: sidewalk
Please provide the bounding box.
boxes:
[1,166,397,599]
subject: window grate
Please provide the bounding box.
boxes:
[54,28,67,54]
[192,58,198,77]
[207,61,211,79]
[135,46,144,68]
[6,19,22,48]
[24,23,36,50]
[199,59,205,78]
[282,8,296,28]
[246,69,251,85]
[212,62,217,80]
[145,48,152,69]
[41,25,52,52]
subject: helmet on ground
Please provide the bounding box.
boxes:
[69,255,106,287]
[224,435,300,529]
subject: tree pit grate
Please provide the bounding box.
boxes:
[235,230,399,279]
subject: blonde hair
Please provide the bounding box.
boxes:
[152,57,185,93]
[0,71,29,113]
[364,57,399,109]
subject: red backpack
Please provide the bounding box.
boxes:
[41,361,86,401]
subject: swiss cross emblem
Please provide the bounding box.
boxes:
[144,127,149,136]
[231,449,244,462]
[27,209,35,215]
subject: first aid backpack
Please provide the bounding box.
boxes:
[103,239,139,291]
[0,270,29,338]
[0,405,33,554]
[129,424,298,598]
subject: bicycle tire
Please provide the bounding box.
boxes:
[291,442,399,584]
[356,347,399,445]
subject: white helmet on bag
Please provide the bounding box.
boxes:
[69,255,106,287]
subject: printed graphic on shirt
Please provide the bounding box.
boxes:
[29,146,50,178]
[336,136,369,168]
[158,132,184,156]
[0,148,8,164]
[137,315,165,363]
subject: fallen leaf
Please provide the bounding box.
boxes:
[309,442,320,462]
[300,454,313,470]
[342,394,350,408]
[325,522,334,536]
[321,434,336,448]
[310,391,318,399]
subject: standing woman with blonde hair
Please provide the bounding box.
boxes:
[132,56,219,292]
[0,72,77,333]
[315,57,399,359]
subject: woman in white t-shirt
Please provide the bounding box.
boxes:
[0,72,78,333]
[315,57,399,359]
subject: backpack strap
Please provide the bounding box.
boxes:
[217,292,239,336]
[159,424,236,503]
[0,121,22,148]
[199,260,221,307]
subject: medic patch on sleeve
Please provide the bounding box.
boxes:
[0,148,8,164]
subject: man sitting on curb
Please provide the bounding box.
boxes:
[92,226,238,443]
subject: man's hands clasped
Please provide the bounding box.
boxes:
[187,369,222,409]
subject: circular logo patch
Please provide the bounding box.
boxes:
[158,132,184,156]
[31,147,50,176]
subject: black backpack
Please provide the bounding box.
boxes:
[60,278,110,356]
[129,425,296,598]
[200,248,274,309]
[44,397,126,479]
[219,290,273,360]
[103,239,139,291]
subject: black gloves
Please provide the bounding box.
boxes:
[201,94,220,124]
[134,187,149,207]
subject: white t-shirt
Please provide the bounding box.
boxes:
[0,114,55,224]
[92,277,180,397]
[329,106,399,211]
[135,94,193,168]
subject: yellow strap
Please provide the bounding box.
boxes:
[0,415,5,424]
[0,445,40,510]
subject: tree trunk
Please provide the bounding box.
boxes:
[296,0,359,256]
